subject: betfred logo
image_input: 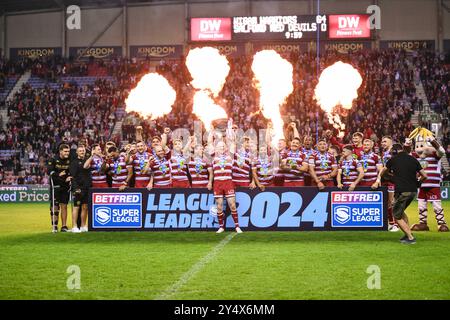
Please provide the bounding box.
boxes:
[191,18,232,41]
[329,14,371,39]
[93,193,140,204]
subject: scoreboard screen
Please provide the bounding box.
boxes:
[232,15,328,40]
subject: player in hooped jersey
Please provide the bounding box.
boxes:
[352,132,364,159]
[373,136,399,231]
[252,146,274,190]
[302,135,316,186]
[274,138,288,186]
[145,145,172,189]
[281,137,309,187]
[170,138,190,188]
[308,139,337,189]
[188,144,213,189]
[409,137,448,232]
[84,143,108,188]
[337,145,364,191]
[210,140,242,234]
[232,136,253,187]
[358,139,383,187]
[130,141,152,188]
[105,146,133,191]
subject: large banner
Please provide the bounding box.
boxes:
[88,187,388,231]
[379,40,435,51]
[0,185,49,203]
[130,45,183,60]
[9,47,62,59]
[69,46,122,60]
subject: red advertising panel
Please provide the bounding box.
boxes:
[328,15,371,39]
[190,18,232,41]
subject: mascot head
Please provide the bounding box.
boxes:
[413,131,435,158]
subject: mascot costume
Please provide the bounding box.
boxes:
[407,127,448,232]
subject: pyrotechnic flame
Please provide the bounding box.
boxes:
[314,61,362,137]
[125,73,176,119]
[251,50,293,143]
[192,91,228,129]
[186,47,230,129]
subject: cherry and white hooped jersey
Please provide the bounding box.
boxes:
[412,151,442,188]
[188,157,210,186]
[149,154,172,187]
[131,152,152,183]
[90,155,107,186]
[212,153,233,182]
[308,152,337,182]
[353,145,364,159]
[232,149,252,184]
[275,148,288,178]
[254,157,274,185]
[302,147,316,177]
[170,152,189,182]
[339,158,362,186]
[282,149,308,183]
[106,155,131,186]
[359,151,381,184]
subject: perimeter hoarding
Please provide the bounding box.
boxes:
[0,185,49,203]
[129,45,183,60]
[379,40,435,51]
[89,187,388,231]
[9,47,62,59]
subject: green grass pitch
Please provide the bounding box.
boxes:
[1,202,449,300]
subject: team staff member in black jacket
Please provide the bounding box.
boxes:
[381,143,428,244]
[69,145,90,233]
[48,144,71,233]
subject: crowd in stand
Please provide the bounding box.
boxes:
[0,48,449,184]
[415,50,450,166]
[0,77,123,184]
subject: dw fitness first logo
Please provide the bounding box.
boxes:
[331,191,383,228]
[92,193,142,228]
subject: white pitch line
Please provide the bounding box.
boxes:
[154,233,236,300]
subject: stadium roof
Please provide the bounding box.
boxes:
[1,0,272,15]
[0,0,189,14]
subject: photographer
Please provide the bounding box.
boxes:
[381,143,427,244]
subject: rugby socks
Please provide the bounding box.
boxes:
[418,200,428,224]
[217,212,225,228]
[231,211,239,228]
[432,201,446,225]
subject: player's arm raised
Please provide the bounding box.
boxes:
[429,137,446,158]
[161,127,170,149]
